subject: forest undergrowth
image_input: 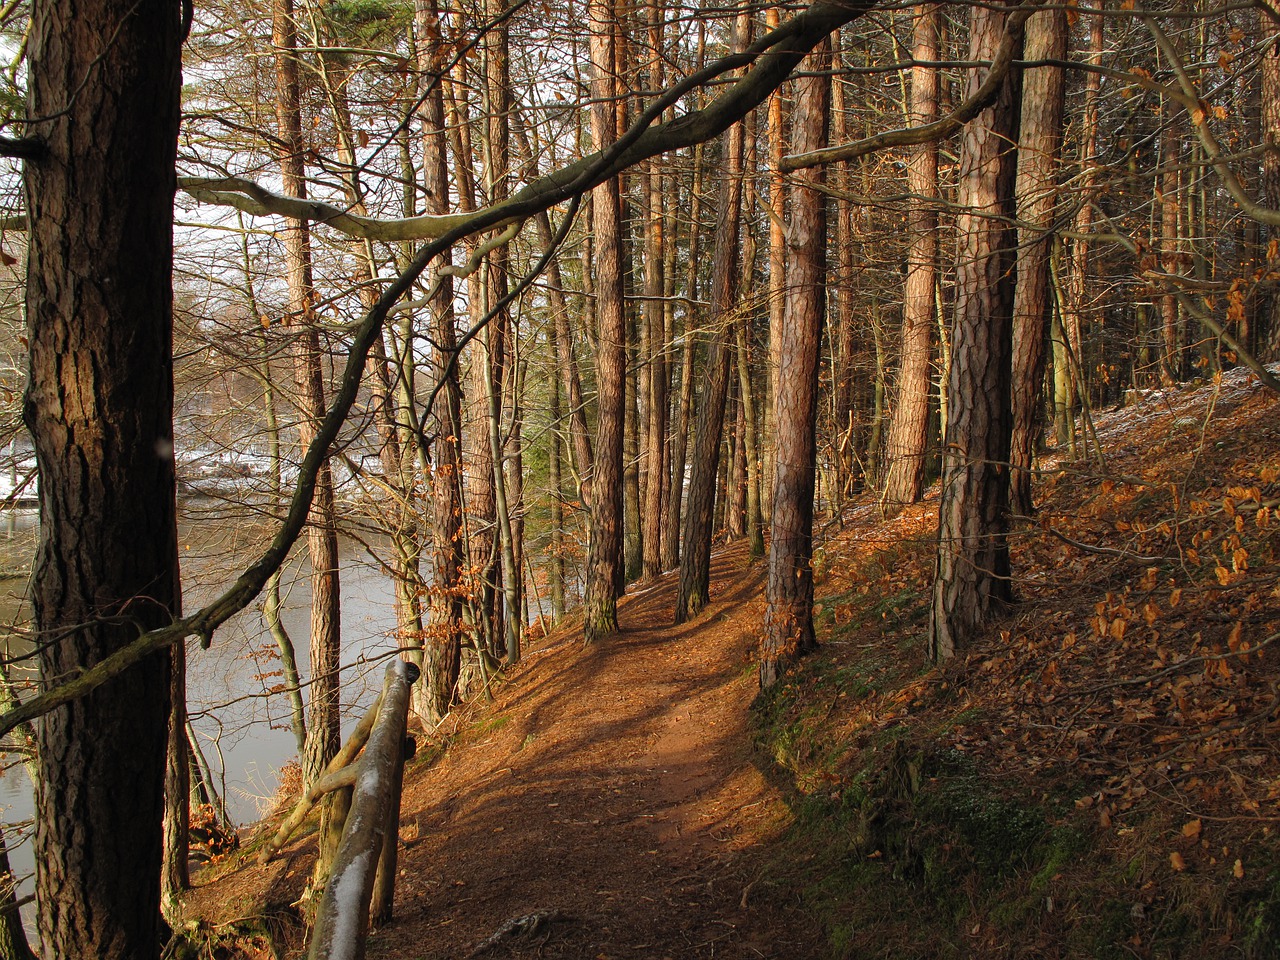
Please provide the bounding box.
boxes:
[754,365,1280,958]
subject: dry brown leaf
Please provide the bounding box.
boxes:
[1182,819,1202,839]
[1170,851,1187,872]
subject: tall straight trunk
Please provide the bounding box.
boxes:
[549,366,568,619]
[583,0,627,643]
[725,374,747,540]
[274,0,342,789]
[735,316,765,558]
[482,0,521,661]
[929,0,1022,661]
[1063,8,1102,419]
[763,5,785,525]
[662,136,705,573]
[1264,0,1280,358]
[760,40,831,689]
[25,0,181,954]
[882,3,939,512]
[1009,4,1067,516]
[1159,110,1183,385]
[641,145,668,579]
[674,12,749,624]
[830,35,859,501]
[417,0,463,722]
[624,337,644,581]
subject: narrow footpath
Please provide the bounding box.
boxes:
[362,542,823,959]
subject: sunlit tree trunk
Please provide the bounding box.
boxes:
[882,3,939,512]
[929,0,1022,661]
[274,0,342,788]
[583,0,627,643]
[1261,0,1280,357]
[763,6,785,525]
[417,0,463,722]
[760,39,830,689]
[25,0,182,954]
[674,12,748,624]
[1159,108,1183,385]
[640,6,668,581]
[1009,4,1067,516]
[662,133,705,573]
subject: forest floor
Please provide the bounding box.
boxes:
[180,364,1280,959]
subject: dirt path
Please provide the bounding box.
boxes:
[357,543,824,960]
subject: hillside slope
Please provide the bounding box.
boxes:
[182,366,1280,959]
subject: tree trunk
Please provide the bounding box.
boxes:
[882,3,939,512]
[763,5,785,527]
[274,0,342,789]
[760,39,830,689]
[25,0,182,954]
[641,147,668,579]
[1262,0,1280,358]
[1009,4,1067,516]
[662,137,704,573]
[0,825,33,960]
[1159,110,1183,385]
[928,0,1022,661]
[417,0,464,723]
[162,638,190,921]
[674,38,747,623]
[583,0,627,643]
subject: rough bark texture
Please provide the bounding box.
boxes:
[1009,5,1067,517]
[583,0,626,644]
[760,41,830,689]
[928,0,1021,662]
[24,0,182,955]
[763,6,785,527]
[641,152,668,581]
[1262,0,1280,358]
[274,0,342,786]
[1159,116,1183,385]
[162,638,190,919]
[418,0,463,723]
[882,4,939,512]
[674,110,745,624]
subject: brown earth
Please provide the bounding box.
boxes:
[185,544,825,960]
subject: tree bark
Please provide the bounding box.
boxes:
[25,0,182,955]
[162,638,190,920]
[1262,0,1280,358]
[882,3,939,513]
[760,39,830,689]
[674,36,747,623]
[583,0,627,643]
[417,0,464,723]
[274,0,342,790]
[1009,4,1067,516]
[929,0,1021,662]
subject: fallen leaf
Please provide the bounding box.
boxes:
[1234,859,1244,879]
[1170,851,1187,872]
[1182,819,1202,839]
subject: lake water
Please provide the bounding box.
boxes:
[0,500,401,929]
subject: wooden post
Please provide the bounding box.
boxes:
[307,660,419,960]
[369,734,413,926]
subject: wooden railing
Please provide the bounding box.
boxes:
[257,659,419,960]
